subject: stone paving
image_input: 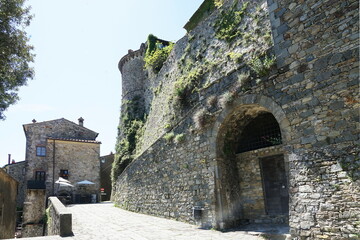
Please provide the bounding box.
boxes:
[14,202,264,240]
[68,202,263,240]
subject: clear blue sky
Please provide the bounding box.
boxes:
[0,0,203,167]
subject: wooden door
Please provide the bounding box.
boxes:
[260,155,289,215]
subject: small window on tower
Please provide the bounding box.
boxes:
[36,146,46,156]
[60,169,69,179]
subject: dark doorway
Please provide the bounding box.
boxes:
[260,155,289,215]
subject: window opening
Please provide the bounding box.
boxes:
[60,169,69,179]
[237,112,282,153]
[35,171,46,181]
[36,146,46,156]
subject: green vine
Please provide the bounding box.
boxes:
[214,0,224,8]
[144,34,174,73]
[174,133,186,144]
[112,96,145,183]
[214,0,248,43]
[248,54,276,77]
[163,131,175,143]
[174,66,205,106]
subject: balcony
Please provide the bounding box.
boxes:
[27,180,46,189]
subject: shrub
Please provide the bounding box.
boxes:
[214,0,225,8]
[163,131,175,143]
[236,71,251,90]
[144,34,174,73]
[193,108,213,130]
[249,55,276,77]
[227,51,243,63]
[174,67,204,106]
[174,133,186,144]
[207,95,218,108]
[144,43,174,73]
[112,96,145,182]
[219,91,236,108]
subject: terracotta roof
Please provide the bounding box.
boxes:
[47,137,101,144]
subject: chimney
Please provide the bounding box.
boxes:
[78,117,84,127]
[8,154,11,165]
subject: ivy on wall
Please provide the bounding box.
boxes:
[144,34,174,73]
[112,96,145,183]
[214,0,248,43]
[112,0,276,184]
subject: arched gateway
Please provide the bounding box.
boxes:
[212,94,291,229]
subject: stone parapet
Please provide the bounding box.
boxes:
[118,43,146,74]
[46,197,72,237]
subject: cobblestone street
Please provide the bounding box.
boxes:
[68,202,263,240]
[17,202,264,240]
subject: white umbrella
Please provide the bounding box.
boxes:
[57,182,74,187]
[55,177,71,184]
[76,180,95,185]
[55,178,74,195]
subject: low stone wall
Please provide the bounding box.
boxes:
[22,224,43,238]
[46,197,72,237]
[22,189,46,238]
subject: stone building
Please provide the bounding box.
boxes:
[4,160,26,208]
[21,117,101,237]
[112,0,359,239]
[100,153,114,201]
[0,168,18,239]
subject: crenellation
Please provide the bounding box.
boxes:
[118,43,146,74]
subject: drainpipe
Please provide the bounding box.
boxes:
[52,139,56,195]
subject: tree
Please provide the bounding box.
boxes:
[0,0,34,120]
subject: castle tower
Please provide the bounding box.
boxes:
[118,43,146,104]
[117,43,147,140]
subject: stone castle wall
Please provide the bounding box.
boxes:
[113,0,359,238]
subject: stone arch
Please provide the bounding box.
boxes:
[211,94,291,143]
[209,94,291,229]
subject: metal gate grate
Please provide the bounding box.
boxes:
[238,113,282,153]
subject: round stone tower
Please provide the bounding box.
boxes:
[118,43,147,102]
[118,43,147,124]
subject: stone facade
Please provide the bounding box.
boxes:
[113,0,359,239]
[21,118,101,237]
[4,160,26,208]
[22,118,101,198]
[46,197,72,237]
[0,168,18,239]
